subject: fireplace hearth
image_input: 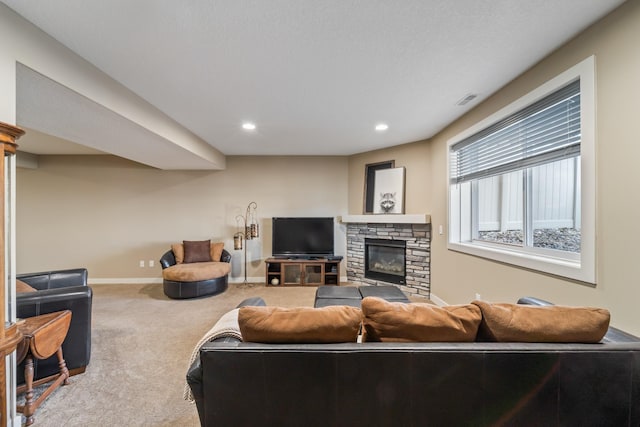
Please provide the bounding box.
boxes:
[365,238,406,285]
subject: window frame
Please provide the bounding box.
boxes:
[447,56,596,284]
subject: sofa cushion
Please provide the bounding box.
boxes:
[358,285,410,302]
[16,279,36,293]
[315,286,362,299]
[361,297,481,342]
[183,240,212,263]
[210,242,224,262]
[171,243,185,264]
[162,261,231,282]
[472,300,610,343]
[238,305,362,343]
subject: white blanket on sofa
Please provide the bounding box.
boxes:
[184,308,242,402]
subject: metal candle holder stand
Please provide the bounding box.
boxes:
[234,202,259,286]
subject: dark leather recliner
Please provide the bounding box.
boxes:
[16,268,92,383]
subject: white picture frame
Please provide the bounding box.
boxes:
[373,167,405,214]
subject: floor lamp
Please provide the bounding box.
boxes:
[234,202,259,285]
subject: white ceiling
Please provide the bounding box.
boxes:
[2,0,625,164]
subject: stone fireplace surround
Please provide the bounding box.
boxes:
[343,216,431,298]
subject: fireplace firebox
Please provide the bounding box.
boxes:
[365,238,406,285]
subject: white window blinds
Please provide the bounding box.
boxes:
[450,79,580,184]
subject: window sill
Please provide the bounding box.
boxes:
[447,241,594,284]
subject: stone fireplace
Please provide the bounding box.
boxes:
[344,216,431,298]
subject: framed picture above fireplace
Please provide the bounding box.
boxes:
[363,160,394,214]
[373,167,405,214]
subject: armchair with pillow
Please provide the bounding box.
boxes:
[16,268,92,384]
[160,240,232,299]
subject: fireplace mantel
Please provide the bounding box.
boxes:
[338,214,430,224]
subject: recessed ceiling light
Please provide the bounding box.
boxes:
[375,123,389,132]
[242,122,256,131]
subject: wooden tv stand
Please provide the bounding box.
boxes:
[265,257,341,286]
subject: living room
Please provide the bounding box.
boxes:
[2,0,640,425]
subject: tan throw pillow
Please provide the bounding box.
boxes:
[171,243,185,264]
[16,279,37,293]
[183,240,212,263]
[361,297,482,342]
[238,305,362,343]
[210,242,224,262]
[472,300,610,343]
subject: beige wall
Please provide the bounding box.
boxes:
[17,155,348,282]
[347,1,640,335]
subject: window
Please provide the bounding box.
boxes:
[448,57,595,283]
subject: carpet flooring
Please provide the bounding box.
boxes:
[20,283,319,427]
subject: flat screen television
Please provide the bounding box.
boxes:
[272,217,334,258]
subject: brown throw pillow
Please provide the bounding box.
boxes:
[16,279,37,293]
[210,242,224,262]
[472,300,610,343]
[183,240,212,263]
[238,305,362,343]
[171,243,185,264]
[361,297,481,342]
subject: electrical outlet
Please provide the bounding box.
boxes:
[475,293,481,301]
[139,260,145,268]
[148,260,155,268]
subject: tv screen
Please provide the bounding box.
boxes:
[272,217,334,258]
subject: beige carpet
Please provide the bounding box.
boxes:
[22,283,319,427]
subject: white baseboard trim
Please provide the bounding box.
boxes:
[229,276,264,284]
[89,276,348,286]
[88,278,163,285]
[429,293,448,307]
[90,277,263,285]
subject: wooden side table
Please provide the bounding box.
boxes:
[16,310,72,426]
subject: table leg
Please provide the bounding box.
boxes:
[23,355,35,426]
[57,347,70,385]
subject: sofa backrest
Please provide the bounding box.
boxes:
[199,340,640,426]
[17,268,88,290]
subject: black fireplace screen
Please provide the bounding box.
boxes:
[365,238,406,285]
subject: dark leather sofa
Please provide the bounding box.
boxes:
[16,268,92,384]
[188,296,640,427]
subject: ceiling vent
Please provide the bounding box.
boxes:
[456,93,478,106]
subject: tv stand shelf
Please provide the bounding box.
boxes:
[265,258,341,286]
